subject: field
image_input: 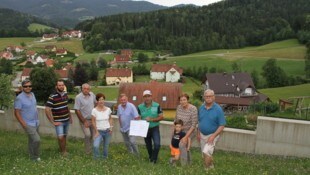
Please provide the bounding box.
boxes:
[27,23,53,33]
[0,130,309,175]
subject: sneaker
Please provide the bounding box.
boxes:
[32,157,41,162]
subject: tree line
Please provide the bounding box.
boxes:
[77,0,310,55]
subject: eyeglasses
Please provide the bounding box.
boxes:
[23,85,32,88]
[204,95,213,98]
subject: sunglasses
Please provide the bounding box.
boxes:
[23,85,32,88]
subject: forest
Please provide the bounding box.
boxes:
[77,0,310,55]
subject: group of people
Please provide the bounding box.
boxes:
[14,79,226,170]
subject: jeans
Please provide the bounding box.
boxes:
[144,126,161,163]
[93,129,111,159]
[80,120,95,154]
[121,131,139,155]
[55,121,69,136]
[25,125,40,160]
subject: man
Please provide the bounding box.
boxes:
[14,79,40,161]
[45,80,72,156]
[198,89,226,170]
[74,83,96,154]
[137,90,164,163]
[117,93,140,155]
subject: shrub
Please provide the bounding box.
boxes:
[226,115,249,130]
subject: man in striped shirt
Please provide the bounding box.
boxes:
[45,80,72,156]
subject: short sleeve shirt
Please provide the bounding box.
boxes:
[14,92,39,127]
[117,102,139,132]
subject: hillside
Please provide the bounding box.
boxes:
[0,0,166,28]
[78,0,310,55]
[0,8,57,37]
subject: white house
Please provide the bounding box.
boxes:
[150,63,183,83]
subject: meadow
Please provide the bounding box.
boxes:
[27,23,54,33]
[0,130,309,175]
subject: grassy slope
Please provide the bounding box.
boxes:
[0,130,309,174]
[259,84,310,103]
[27,23,53,32]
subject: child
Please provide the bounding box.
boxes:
[169,119,191,165]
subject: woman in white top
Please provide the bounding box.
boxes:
[92,93,113,159]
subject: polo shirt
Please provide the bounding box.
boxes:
[74,92,96,119]
[46,91,70,122]
[138,101,162,128]
[117,102,139,132]
[14,91,39,127]
[198,102,226,135]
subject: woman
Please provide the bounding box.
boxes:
[92,93,113,159]
[175,93,198,165]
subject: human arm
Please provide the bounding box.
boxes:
[45,106,60,126]
[14,109,26,129]
[109,114,113,133]
[207,125,225,144]
[75,109,88,127]
[187,137,191,151]
[91,115,99,138]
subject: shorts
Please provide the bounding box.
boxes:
[170,145,180,156]
[55,121,70,136]
[200,132,219,156]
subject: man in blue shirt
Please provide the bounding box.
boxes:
[117,94,140,155]
[14,79,40,161]
[198,89,226,170]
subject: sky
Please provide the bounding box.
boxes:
[134,0,222,7]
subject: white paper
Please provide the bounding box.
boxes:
[129,120,149,137]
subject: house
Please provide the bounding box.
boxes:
[6,45,24,53]
[21,68,32,81]
[26,50,37,60]
[42,33,58,41]
[33,55,48,64]
[121,49,133,58]
[61,30,83,38]
[55,69,69,80]
[56,48,68,56]
[44,45,57,52]
[119,81,182,117]
[150,63,183,82]
[105,68,133,85]
[113,54,131,64]
[0,51,14,60]
[202,72,269,111]
[45,59,55,67]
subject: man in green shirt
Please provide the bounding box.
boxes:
[138,90,164,164]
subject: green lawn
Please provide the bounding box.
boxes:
[0,130,309,174]
[0,37,37,50]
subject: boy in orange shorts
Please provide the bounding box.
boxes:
[169,119,190,165]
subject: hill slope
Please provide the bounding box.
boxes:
[0,0,167,28]
[78,0,309,55]
[0,8,57,37]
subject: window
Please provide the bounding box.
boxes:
[132,96,137,101]
[162,96,167,101]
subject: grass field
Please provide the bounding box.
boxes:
[27,23,53,33]
[0,130,309,174]
[259,83,310,103]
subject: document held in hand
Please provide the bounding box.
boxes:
[129,120,150,137]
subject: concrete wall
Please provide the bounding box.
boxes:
[1,107,309,158]
[255,116,310,157]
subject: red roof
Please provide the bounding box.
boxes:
[26,50,36,56]
[119,81,182,109]
[114,54,130,63]
[151,64,183,74]
[106,68,132,77]
[121,49,133,57]
[0,51,13,59]
[56,48,67,54]
[45,59,55,67]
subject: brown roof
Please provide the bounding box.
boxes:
[151,64,183,74]
[43,33,58,38]
[45,45,57,49]
[21,68,32,77]
[215,96,253,106]
[119,81,182,109]
[0,51,13,59]
[56,48,67,54]
[204,73,255,94]
[106,68,132,77]
[121,49,133,57]
[26,50,36,56]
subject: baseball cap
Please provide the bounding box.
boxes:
[143,90,152,96]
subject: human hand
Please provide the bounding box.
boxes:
[84,120,89,128]
[54,122,61,126]
[207,135,215,144]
